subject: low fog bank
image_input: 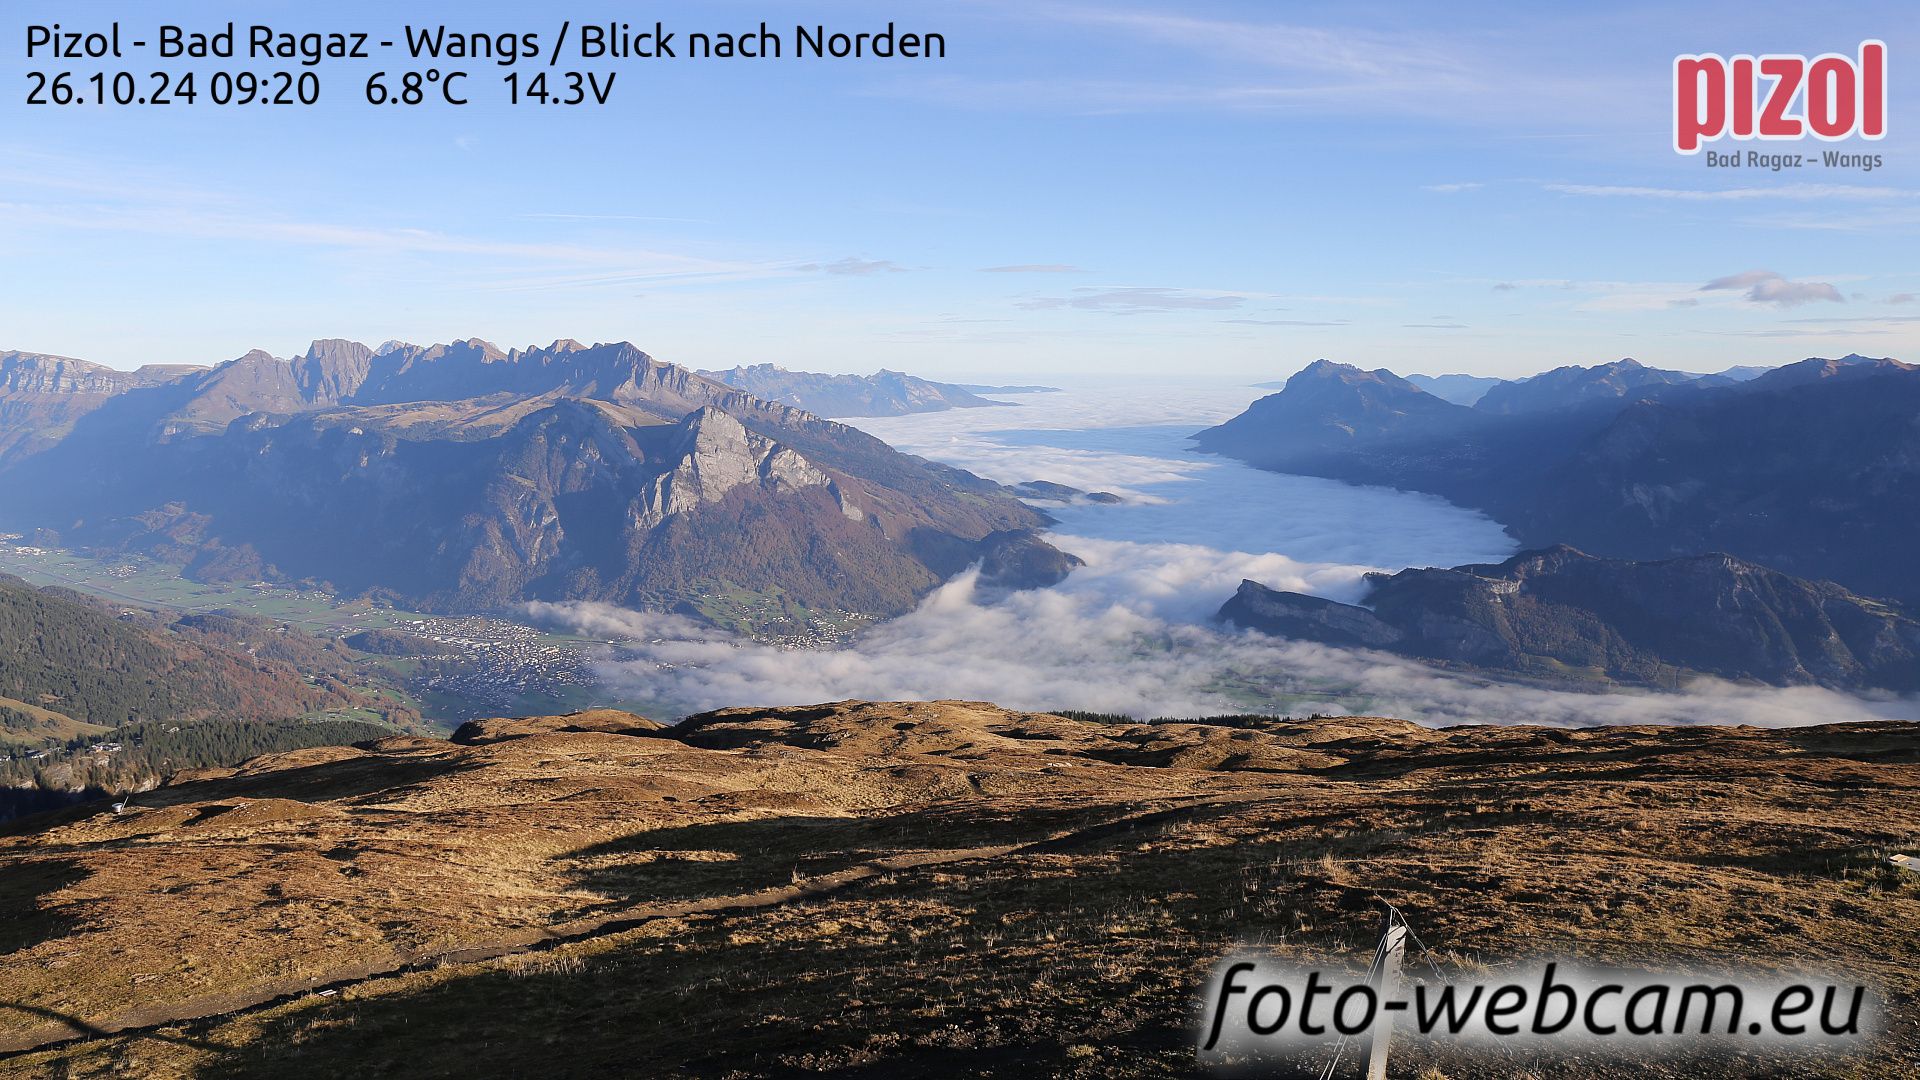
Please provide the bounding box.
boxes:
[530,560,1920,729]
[526,387,1917,730]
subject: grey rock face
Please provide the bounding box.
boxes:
[0,352,201,395]
[1219,581,1403,649]
[0,352,204,459]
[633,407,830,530]
[294,339,376,403]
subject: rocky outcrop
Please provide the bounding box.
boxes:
[169,350,309,427]
[293,338,376,403]
[1221,546,1920,691]
[633,407,831,530]
[0,352,202,459]
[974,529,1084,590]
[1218,581,1403,649]
[3,352,157,396]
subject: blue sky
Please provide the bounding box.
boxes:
[3,0,1917,381]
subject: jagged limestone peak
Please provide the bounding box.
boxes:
[632,406,830,529]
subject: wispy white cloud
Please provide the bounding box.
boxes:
[0,201,769,288]
[1701,269,1843,308]
[0,148,779,292]
[1496,273,1853,314]
[1018,287,1247,313]
[534,566,1920,727]
[520,212,717,225]
[1780,315,1920,325]
[797,257,912,276]
[1703,328,1891,338]
[1546,183,1920,202]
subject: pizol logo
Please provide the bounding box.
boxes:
[1673,41,1886,154]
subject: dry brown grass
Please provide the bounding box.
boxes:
[1,702,1917,1077]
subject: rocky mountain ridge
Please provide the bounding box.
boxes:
[1220,545,1920,690]
[0,339,1060,630]
[1195,354,1920,602]
[1471,357,1711,414]
[0,352,205,460]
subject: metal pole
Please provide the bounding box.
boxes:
[1365,909,1407,1080]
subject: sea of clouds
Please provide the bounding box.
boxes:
[529,385,1920,728]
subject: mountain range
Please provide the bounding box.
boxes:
[0,340,1058,629]
[1220,546,1920,691]
[1196,354,1920,603]
[697,363,1014,417]
[0,352,206,461]
[1373,362,1771,407]
[1403,372,1503,405]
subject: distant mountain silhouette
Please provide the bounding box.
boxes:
[1405,372,1503,405]
[1197,359,1476,466]
[699,363,1011,417]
